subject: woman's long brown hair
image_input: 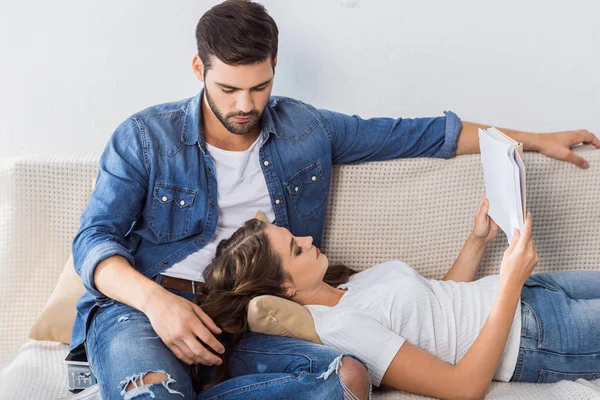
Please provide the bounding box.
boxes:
[190,218,354,390]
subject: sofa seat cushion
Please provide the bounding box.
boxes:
[2,341,600,400]
[0,340,71,399]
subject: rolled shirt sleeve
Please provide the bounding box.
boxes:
[72,118,148,299]
[315,107,463,165]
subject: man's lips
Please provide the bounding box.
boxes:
[232,116,251,123]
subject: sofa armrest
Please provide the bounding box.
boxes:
[0,155,99,366]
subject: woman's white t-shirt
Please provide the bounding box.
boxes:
[305,260,522,386]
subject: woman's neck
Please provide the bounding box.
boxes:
[296,282,347,307]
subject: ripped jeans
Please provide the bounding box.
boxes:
[85,288,367,399]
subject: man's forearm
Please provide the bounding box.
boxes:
[443,234,487,282]
[94,255,166,314]
[456,121,540,155]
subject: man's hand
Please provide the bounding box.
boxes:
[472,194,500,243]
[533,129,600,169]
[143,288,225,365]
[457,122,600,169]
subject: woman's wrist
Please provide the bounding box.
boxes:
[468,232,489,247]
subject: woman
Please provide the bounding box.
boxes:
[196,196,600,399]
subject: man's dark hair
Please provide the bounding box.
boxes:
[195,0,279,71]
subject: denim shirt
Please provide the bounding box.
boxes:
[70,90,462,350]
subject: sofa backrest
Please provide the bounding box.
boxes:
[1,146,599,365]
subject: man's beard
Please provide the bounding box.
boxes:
[205,87,262,135]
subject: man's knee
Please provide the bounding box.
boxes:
[121,371,184,399]
[125,372,168,392]
[338,356,371,400]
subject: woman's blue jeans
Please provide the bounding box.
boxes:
[511,271,600,383]
[85,287,365,399]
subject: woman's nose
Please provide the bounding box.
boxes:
[302,236,313,248]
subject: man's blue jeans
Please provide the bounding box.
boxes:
[511,271,600,383]
[85,288,364,399]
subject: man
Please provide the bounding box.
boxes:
[71,1,599,399]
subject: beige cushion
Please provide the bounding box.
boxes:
[28,255,84,344]
[247,295,322,344]
[28,210,319,345]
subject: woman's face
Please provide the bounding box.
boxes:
[264,224,329,296]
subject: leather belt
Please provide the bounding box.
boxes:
[159,275,205,294]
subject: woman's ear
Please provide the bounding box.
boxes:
[281,282,296,299]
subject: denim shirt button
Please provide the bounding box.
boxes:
[199,238,205,243]
[179,200,185,206]
[263,161,269,166]
[161,196,168,202]
[294,187,299,192]
[275,199,280,205]
[209,203,214,208]
[206,167,212,173]
[163,260,169,265]
[311,176,317,181]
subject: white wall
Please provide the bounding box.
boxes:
[1,0,599,158]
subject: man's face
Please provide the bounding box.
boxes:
[197,56,275,135]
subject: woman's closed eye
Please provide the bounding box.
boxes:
[295,243,303,256]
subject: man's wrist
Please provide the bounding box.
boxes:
[137,280,168,314]
[504,129,541,152]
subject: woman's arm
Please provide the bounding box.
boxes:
[443,195,499,282]
[443,233,487,282]
[381,281,521,400]
[384,214,537,400]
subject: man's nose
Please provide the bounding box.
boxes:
[235,92,254,113]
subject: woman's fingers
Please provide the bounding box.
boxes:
[505,228,520,256]
[516,213,533,249]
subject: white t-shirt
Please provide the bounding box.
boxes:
[305,260,522,386]
[162,136,275,281]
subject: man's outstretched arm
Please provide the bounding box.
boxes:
[456,121,600,169]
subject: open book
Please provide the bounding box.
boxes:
[478,127,526,244]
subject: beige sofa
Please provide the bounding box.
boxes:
[1,147,600,399]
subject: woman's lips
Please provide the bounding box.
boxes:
[316,247,321,258]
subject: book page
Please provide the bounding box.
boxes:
[479,129,525,243]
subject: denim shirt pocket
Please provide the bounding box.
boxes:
[284,162,326,219]
[150,182,196,242]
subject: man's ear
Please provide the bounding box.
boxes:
[192,55,205,82]
[272,54,278,70]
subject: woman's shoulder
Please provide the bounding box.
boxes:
[345,260,420,283]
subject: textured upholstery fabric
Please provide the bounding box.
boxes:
[1,147,600,399]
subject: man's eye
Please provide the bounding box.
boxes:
[221,89,235,94]
[253,87,267,92]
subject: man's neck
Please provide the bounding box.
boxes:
[201,94,261,151]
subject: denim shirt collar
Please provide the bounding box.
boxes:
[181,89,277,154]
